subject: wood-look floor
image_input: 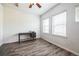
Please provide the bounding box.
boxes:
[0,38,75,56]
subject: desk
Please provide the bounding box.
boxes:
[18,32,36,43]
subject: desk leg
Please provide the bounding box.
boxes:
[18,34,20,43]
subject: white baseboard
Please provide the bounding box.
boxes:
[41,38,79,56]
[52,41,79,56]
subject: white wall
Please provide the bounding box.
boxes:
[3,6,40,43]
[40,3,79,55]
[0,4,3,46]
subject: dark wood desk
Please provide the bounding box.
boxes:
[18,32,36,43]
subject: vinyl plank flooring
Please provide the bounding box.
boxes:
[0,38,75,56]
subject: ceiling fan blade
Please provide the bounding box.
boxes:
[36,3,41,8]
[15,3,19,7]
[29,3,34,8]
[29,4,32,8]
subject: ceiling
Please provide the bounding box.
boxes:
[2,3,58,15]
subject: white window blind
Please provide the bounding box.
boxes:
[75,6,79,22]
[43,18,49,33]
[52,12,66,36]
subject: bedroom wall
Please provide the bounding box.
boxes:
[3,6,40,44]
[0,4,3,46]
[40,3,79,55]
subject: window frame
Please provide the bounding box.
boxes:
[42,18,49,34]
[75,5,79,22]
[52,11,67,37]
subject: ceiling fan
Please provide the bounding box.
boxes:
[15,3,42,8]
[29,3,41,8]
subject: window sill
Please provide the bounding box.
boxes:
[52,34,67,39]
[43,32,49,35]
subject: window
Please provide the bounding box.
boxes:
[42,18,49,33]
[52,12,66,36]
[75,6,79,22]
